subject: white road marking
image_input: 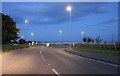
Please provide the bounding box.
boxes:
[48,64,50,66]
[52,69,60,76]
[41,55,46,62]
[40,51,42,54]
[69,52,120,67]
[40,47,46,62]
[83,57,119,67]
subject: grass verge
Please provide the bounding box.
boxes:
[72,45,120,56]
[2,44,29,53]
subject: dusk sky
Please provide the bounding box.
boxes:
[2,2,118,42]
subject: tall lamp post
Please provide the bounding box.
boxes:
[23,19,29,40]
[21,36,24,44]
[66,6,72,48]
[31,33,34,45]
[81,31,84,44]
[59,30,62,45]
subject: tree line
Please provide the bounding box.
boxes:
[2,13,20,44]
[2,13,29,44]
[1,13,113,45]
[82,36,102,44]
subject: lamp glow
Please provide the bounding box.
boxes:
[25,19,28,24]
[59,30,62,34]
[31,33,34,36]
[82,31,84,34]
[67,6,72,11]
[21,36,24,39]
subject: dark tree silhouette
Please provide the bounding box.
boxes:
[2,13,20,44]
[28,40,32,44]
[92,39,94,43]
[83,37,87,43]
[19,39,26,44]
[87,37,92,43]
[95,36,102,44]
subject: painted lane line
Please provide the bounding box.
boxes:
[52,69,60,76]
[40,47,46,62]
[41,55,46,62]
[65,50,119,67]
[71,53,119,67]
[40,51,42,54]
[84,57,119,67]
[76,55,119,67]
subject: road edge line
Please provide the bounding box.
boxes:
[64,49,120,67]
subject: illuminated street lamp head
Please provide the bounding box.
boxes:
[67,6,72,11]
[25,19,28,24]
[82,31,84,34]
[59,30,62,34]
[31,33,34,36]
[21,36,24,39]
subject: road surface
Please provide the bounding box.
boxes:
[1,46,119,75]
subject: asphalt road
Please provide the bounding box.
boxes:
[1,46,119,74]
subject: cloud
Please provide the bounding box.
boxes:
[3,2,116,25]
[84,18,118,30]
[97,19,118,25]
[93,19,118,26]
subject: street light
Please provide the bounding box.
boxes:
[25,19,28,24]
[59,30,62,45]
[21,36,24,39]
[21,36,24,44]
[23,19,29,41]
[81,31,84,44]
[66,6,72,48]
[31,33,34,36]
[67,6,72,11]
[31,33,34,45]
